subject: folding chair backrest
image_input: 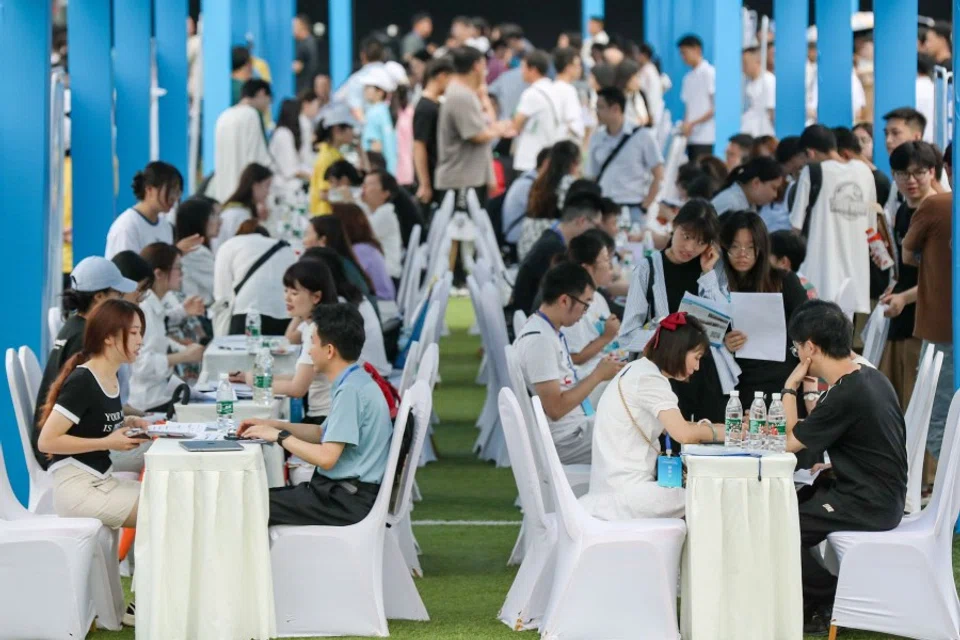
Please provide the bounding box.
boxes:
[18,347,42,411]
[531,396,584,540]
[47,307,63,349]
[401,248,426,323]
[419,303,441,350]
[388,380,433,524]
[397,341,421,397]
[860,307,890,368]
[0,445,29,519]
[371,383,416,526]
[424,190,455,254]
[481,283,511,385]
[396,224,422,312]
[5,350,41,484]
[905,347,942,514]
[512,310,527,340]
[506,345,556,513]
[431,271,452,341]
[415,343,439,389]
[498,389,549,527]
[925,388,960,539]
[466,276,489,346]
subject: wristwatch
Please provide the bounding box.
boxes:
[276,429,292,449]
[781,388,798,397]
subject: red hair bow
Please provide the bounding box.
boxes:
[651,312,688,349]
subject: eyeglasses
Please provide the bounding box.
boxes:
[727,244,756,257]
[892,169,931,182]
[569,295,592,311]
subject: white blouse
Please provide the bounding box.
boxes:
[180,244,216,306]
[129,291,181,411]
[269,127,302,182]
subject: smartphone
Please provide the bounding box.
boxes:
[125,428,151,439]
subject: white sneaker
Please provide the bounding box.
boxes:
[122,602,136,627]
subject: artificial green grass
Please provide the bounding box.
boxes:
[88,297,958,639]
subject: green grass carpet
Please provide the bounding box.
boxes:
[89,297,958,639]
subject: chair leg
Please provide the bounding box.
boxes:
[828,624,838,640]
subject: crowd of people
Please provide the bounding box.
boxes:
[34,9,957,636]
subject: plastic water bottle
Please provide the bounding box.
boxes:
[724,390,743,448]
[245,310,262,353]
[216,373,236,436]
[767,394,786,452]
[748,391,767,451]
[253,347,274,406]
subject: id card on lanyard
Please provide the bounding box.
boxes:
[537,311,595,417]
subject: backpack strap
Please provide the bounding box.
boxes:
[800,162,822,240]
[596,127,642,184]
[234,240,289,296]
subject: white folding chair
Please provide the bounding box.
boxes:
[18,346,42,405]
[497,389,557,631]
[903,346,943,514]
[47,306,63,348]
[512,310,528,340]
[383,381,432,612]
[467,276,508,466]
[859,303,890,367]
[269,384,421,637]
[401,247,427,324]
[833,278,856,320]
[5,349,53,513]
[824,389,960,640]
[415,342,439,390]
[418,303,441,351]
[530,397,687,640]
[396,224,422,316]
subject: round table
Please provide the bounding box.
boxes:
[680,446,803,640]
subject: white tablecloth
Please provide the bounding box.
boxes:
[200,335,299,382]
[173,398,287,488]
[680,448,802,640]
[135,439,276,640]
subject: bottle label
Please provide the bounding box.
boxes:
[216,400,234,416]
[246,327,261,337]
[749,419,764,434]
[724,417,742,431]
[772,419,786,436]
[254,374,273,389]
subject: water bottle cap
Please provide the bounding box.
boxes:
[754,391,764,397]
[772,393,782,400]
[218,372,228,380]
[730,390,739,397]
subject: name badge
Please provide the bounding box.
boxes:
[657,455,683,488]
[581,398,595,417]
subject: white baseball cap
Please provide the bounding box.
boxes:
[71,257,137,294]
[362,67,396,93]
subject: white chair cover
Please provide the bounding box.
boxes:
[415,342,439,389]
[269,380,424,636]
[833,278,856,320]
[401,247,426,325]
[860,302,890,367]
[825,389,960,639]
[512,310,527,340]
[419,303,441,352]
[530,397,687,640]
[904,346,943,514]
[467,276,509,467]
[18,346,42,407]
[396,224,422,318]
[5,349,53,513]
[48,306,63,349]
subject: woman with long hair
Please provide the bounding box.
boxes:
[269,99,311,182]
[175,196,221,306]
[218,162,273,245]
[303,215,375,299]
[710,156,783,217]
[518,140,581,261]
[614,58,650,128]
[331,202,396,301]
[719,210,807,404]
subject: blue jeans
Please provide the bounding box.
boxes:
[922,341,954,459]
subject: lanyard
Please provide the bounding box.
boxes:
[536,311,579,383]
[336,363,360,389]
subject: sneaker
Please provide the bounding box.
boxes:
[802,610,831,637]
[122,602,136,627]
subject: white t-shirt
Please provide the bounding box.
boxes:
[105,207,175,258]
[514,313,586,440]
[639,62,665,125]
[552,79,585,144]
[789,159,876,314]
[215,205,255,250]
[741,71,776,137]
[213,233,297,320]
[580,357,685,521]
[268,127,302,182]
[514,77,562,171]
[356,297,392,376]
[368,203,403,279]
[296,321,332,417]
[563,290,613,381]
[916,75,935,143]
[680,60,716,144]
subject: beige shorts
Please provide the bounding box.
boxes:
[52,464,140,529]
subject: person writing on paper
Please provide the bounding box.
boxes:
[619,199,731,422]
[779,300,907,635]
[720,211,806,403]
[238,303,393,527]
[514,263,625,465]
[582,312,723,521]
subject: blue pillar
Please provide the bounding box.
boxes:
[114,1,153,213]
[247,0,264,56]
[232,0,248,46]
[202,0,232,177]
[0,0,52,504]
[815,0,853,127]
[774,0,808,138]
[69,0,115,260]
[872,0,918,174]
[709,0,743,150]
[263,0,295,102]
[155,0,189,183]
[330,0,354,90]
[581,0,604,42]
[645,0,697,131]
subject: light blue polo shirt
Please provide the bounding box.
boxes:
[585,123,663,205]
[319,364,393,484]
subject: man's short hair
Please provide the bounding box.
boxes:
[232,46,251,71]
[424,56,455,82]
[931,20,953,47]
[729,133,755,151]
[769,230,807,272]
[311,303,366,362]
[599,196,619,218]
[241,78,272,99]
[450,46,484,75]
[596,86,626,112]
[522,50,550,76]
[588,16,604,26]
[540,263,595,305]
[833,127,862,155]
[799,124,838,154]
[362,36,385,63]
[324,160,362,186]
[412,12,431,26]
[677,34,704,49]
[883,107,927,135]
[787,299,854,359]
[295,13,312,27]
[742,45,760,56]
[775,136,804,165]
[889,140,938,171]
[553,46,579,74]
[560,195,602,224]
[946,142,954,170]
[368,169,398,198]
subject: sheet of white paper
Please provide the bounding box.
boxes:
[793,468,822,486]
[730,292,786,362]
[678,292,731,348]
[148,421,218,438]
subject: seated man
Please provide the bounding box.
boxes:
[514,263,623,464]
[240,303,393,526]
[782,300,907,635]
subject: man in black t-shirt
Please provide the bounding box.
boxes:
[413,57,454,206]
[293,14,324,93]
[782,300,907,635]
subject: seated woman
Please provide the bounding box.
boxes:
[269,99,312,184]
[216,163,274,247]
[580,313,724,521]
[331,202,396,302]
[303,215,377,308]
[175,196,221,307]
[710,156,783,218]
[517,141,581,262]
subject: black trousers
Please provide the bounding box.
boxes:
[268,472,379,527]
[228,313,290,337]
[686,143,714,162]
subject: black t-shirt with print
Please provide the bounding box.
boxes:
[793,365,907,528]
[50,366,125,475]
[33,314,86,469]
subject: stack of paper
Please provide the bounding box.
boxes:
[148,422,218,438]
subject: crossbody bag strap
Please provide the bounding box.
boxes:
[234,240,289,296]
[616,365,661,455]
[596,128,641,184]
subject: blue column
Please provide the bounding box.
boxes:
[247,0,264,56]
[69,0,115,260]
[202,0,232,177]
[709,0,743,150]
[232,0,249,46]
[581,0,604,42]
[330,0,354,90]
[114,1,153,213]
[155,0,189,182]
[872,0,918,174]
[815,0,853,127]
[263,0,295,102]
[645,0,697,128]
[0,0,51,503]
[774,0,808,138]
